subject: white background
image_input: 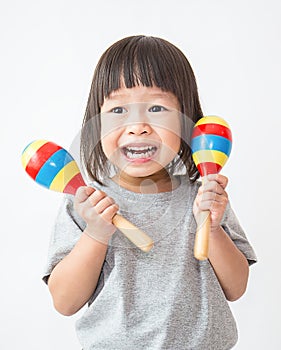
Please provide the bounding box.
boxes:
[1,0,280,349]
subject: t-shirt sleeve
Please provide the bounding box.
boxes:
[42,194,86,284]
[221,202,257,266]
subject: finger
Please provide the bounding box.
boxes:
[94,196,116,214]
[75,186,95,203]
[207,174,228,189]
[85,186,96,196]
[88,190,107,207]
[196,187,228,209]
[199,181,225,196]
[198,198,223,211]
[100,204,119,222]
[198,191,218,203]
[200,188,228,202]
[204,188,228,202]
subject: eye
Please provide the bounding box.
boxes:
[149,105,167,113]
[111,106,127,114]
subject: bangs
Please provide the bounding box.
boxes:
[83,35,202,184]
[95,36,186,107]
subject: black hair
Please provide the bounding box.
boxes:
[81,35,203,184]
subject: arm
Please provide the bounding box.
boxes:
[47,186,118,316]
[48,233,108,316]
[208,226,249,301]
[193,174,249,301]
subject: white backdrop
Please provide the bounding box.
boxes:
[1,0,280,349]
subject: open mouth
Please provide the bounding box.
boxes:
[121,144,158,161]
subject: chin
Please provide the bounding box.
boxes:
[119,163,164,178]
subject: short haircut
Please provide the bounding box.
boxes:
[81,35,203,184]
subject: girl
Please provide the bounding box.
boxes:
[43,35,257,349]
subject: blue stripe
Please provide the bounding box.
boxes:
[35,149,74,188]
[21,140,34,155]
[191,134,232,156]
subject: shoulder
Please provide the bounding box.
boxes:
[177,174,201,192]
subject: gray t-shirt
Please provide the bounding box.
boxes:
[43,175,257,350]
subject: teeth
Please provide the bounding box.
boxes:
[123,145,157,159]
[126,146,154,152]
[127,151,154,159]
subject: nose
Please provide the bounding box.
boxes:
[126,122,152,135]
[125,109,152,135]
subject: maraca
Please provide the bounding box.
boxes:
[191,116,232,260]
[21,140,154,252]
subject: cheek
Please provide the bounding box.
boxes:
[170,118,181,152]
[101,131,127,169]
[175,136,181,153]
[101,120,123,158]
[101,133,116,159]
[159,128,181,153]
[169,134,181,154]
[160,114,181,150]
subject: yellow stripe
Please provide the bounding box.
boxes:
[195,116,230,128]
[49,160,80,192]
[21,140,48,169]
[192,150,229,167]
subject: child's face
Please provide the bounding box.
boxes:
[100,85,181,179]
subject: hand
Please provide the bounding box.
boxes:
[74,186,119,243]
[193,174,229,232]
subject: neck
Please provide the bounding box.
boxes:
[112,169,180,194]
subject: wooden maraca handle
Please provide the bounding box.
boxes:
[112,214,154,252]
[21,140,154,252]
[194,210,210,260]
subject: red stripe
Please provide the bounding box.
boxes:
[192,124,232,141]
[63,173,86,195]
[25,142,62,180]
[197,162,222,176]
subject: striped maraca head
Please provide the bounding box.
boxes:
[191,116,232,176]
[21,140,86,195]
